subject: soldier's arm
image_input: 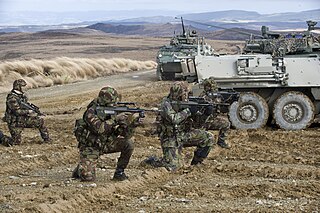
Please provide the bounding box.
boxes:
[7,95,31,115]
[84,107,116,135]
[161,100,191,125]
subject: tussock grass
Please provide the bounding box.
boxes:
[0,57,156,93]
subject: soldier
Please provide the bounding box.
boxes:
[199,77,231,149]
[72,86,141,181]
[4,79,50,145]
[157,81,215,171]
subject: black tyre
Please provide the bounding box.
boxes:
[273,91,315,130]
[229,92,269,129]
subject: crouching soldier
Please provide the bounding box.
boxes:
[73,86,141,181]
[199,77,231,149]
[4,79,50,145]
[154,82,215,171]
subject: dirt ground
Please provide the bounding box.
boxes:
[0,33,319,213]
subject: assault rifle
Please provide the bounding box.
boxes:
[171,100,214,116]
[96,102,159,120]
[20,102,45,116]
[189,90,240,113]
[171,90,239,118]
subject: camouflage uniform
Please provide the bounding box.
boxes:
[199,77,231,149]
[73,86,139,181]
[158,82,214,171]
[4,79,50,145]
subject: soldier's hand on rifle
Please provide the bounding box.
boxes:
[133,113,144,126]
[28,110,38,117]
[115,112,130,127]
[189,105,199,116]
[204,105,214,116]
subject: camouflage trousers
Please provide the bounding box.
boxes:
[8,116,50,145]
[161,128,214,171]
[74,138,134,181]
[204,115,230,143]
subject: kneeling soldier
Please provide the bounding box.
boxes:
[4,79,50,145]
[73,86,141,181]
[157,82,215,170]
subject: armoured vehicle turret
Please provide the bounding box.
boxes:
[183,20,320,130]
[244,20,320,56]
[156,17,213,80]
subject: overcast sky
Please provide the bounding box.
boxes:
[0,0,319,13]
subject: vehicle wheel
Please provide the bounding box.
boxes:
[229,92,269,129]
[273,91,315,130]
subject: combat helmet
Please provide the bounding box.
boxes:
[168,81,189,101]
[97,86,119,105]
[202,77,218,92]
[13,79,27,91]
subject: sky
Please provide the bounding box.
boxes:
[0,0,319,14]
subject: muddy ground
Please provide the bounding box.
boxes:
[0,33,319,213]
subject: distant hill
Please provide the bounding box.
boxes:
[1,9,319,40]
[85,22,261,40]
[86,22,208,37]
[180,9,320,23]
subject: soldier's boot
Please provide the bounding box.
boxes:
[41,133,51,143]
[40,126,51,143]
[217,139,230,149]
[191,146,211,165]
[0,130,5,145]
[43,138,52,143]
[141,156,163,168]
[113,168,128,181]
[217,133,230,149]
[72,165,80,179]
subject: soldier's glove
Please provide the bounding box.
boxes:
[189,105,199,116]
[131,113,143,127]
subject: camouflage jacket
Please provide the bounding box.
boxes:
[158,97,192,139]
[4,90,32,125]
[75,99,137,150]
[194,90,224,128]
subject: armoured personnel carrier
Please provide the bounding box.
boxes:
[185,21,320,130]
[156,17,213,80]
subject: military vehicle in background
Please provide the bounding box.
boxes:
[185,20,320,130]
[156,17,213,80]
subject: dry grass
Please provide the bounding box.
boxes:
[0,57,156,93]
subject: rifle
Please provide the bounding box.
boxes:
[189,90,240,113]
[20,102,45,116]
[96,103,159,120]
[170,100,215,119]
